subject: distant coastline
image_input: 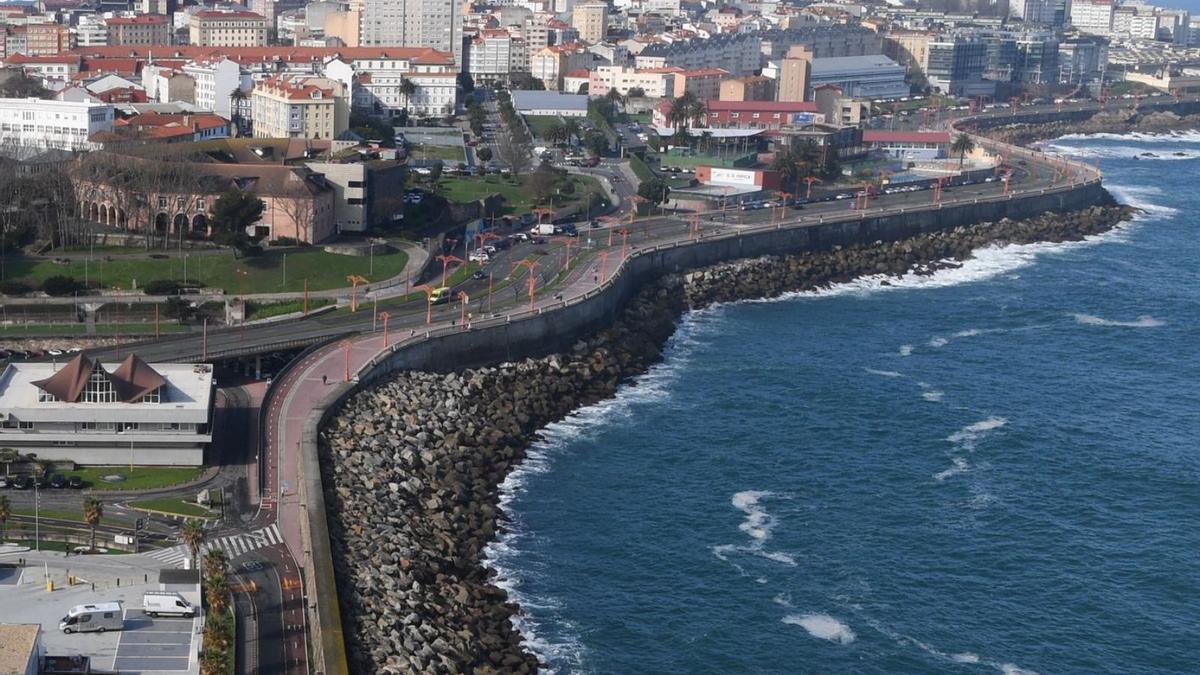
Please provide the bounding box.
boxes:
[984,107,1200,146]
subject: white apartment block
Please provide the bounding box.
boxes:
[589,65,676,98]
[252,75,349,139]
[0,355,214,467]
[323,51,458,118]
[1070,0,1115,36]
[468,30,527,84]
[74,14,109,48]
[188,9,269,47]
[0,97,113,151]
[358,0,465,68]
[183,57,244,119]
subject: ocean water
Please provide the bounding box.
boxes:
[485,132,1200,674]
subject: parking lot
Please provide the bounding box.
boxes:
[113,610,195,673]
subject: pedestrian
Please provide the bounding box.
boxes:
[321,374,327,385]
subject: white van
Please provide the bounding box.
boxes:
[143,591,196,618]
[60,602,123,634]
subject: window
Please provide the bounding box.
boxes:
[158,196,167,208]
[18,421,34,430]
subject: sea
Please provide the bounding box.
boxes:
[484,132,1200,675]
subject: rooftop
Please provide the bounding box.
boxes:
[0,357,212,413]
[0,624,39,674]
[705,99,819,113]
[511,90,588,111]
[863,130,950,143]
[810,54,905,76]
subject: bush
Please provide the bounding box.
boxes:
[241,244,264,257]
[269,236,306,247]
[41,275,83,296]
[143,279,182,296]
[0,280,32,296]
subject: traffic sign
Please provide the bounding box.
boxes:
[136,518,146,531]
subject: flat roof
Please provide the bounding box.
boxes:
[0,360,212,413]
[0,624,39,673]
[811,54,904,75]
[511,90,588,111]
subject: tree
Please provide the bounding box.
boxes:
[275,173,320,244]
[0,69,49,98]
[398,77,417,120]
[209,190,265,248]
[475,146,493,162]
[181,519,206,569]
[163,296,195,322]
[428,160,444,186]
[604,89,624,118]
[584,130,608,157]
[83,496,103,551]
[562,118,582,146]
[637,177,671,208]
[528,163,559,204]
[42,276,83,297]
[543,121,566,145]
[0,494,9,544]
[204,548,231,614]
[228,88,248,135]
[951,133,976,167]
[494,128,532,180]
[0,448,18,476]
[627,86,646,98]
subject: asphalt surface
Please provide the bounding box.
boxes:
[113,610,195,673]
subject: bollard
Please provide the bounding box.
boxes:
[117,578,120,587]
[47,579,54,592]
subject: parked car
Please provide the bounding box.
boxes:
[0,476,8,489]
[471,270,488,281]
[68,475,84,489]
[12,475,29,489]
[50,474,66,489]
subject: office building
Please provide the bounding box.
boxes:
[0,97,113,150]
[572,2,608,44]
[188,9,269,47]
[808,54,909,100]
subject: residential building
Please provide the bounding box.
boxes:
[589,65,676,98]
[468,29,526,85]
[188,10,269,48]
[108,112,231,142]
[572,2,608,44]
[673,68,728,100]
[323,50,458,118]
[0,97,114,150]
[142,64,196,106]
[808,54,908,100]
[925,37,993,97]
[776,45,811,103]
[182,57,243,119]
[758,26,881,61]
[720,75,775,102]
[1070,0,1115,35]
[882,30,933,71]
[701,99,822,130]
[1009,0,1062,26]
[0,624,41,675]
[813,84,869,127]
[510,90,587,116]
[1059,35,1109,87]
[862,130,949,160]
[0,355,214,466]
[305,159,406,231]
[25,23,70,57]
[2,54,81,83]
[252,75,348,139]
[636,33,763,77]
[75,14,110,48]
[357,0,464,68]
[105,15,171,46]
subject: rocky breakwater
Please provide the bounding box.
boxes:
[684,204,1133,308]
[986,108,1200,146]
[319,280,685,674]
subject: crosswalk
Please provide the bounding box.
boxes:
[145,524,283,567]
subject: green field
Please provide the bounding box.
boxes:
[409,144,465,162]
[524,115,565,139]
[629,154,656,182]
[129,497,217,518]
[13,507,134,528]
[438,174,604,214]
[52,466,206,491]
[1,247,408,294]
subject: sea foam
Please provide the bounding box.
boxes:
[947,417,1009,446]
[1071,313,1164,328]
[782,614,857,644]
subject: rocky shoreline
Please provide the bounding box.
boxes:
[319,201,1133,674]
[983,107,1200,146]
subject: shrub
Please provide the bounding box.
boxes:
[0,280,32,296]
[143,279,182,296]
[41,275,83,296]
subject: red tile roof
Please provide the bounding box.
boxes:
[681,67,729,77]
[69,45,454,66]
[106,15,168,25]
[705,100,818,113]
[193,9,265,20]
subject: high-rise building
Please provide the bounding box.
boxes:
[1009,0,1062,26]
[925,38,993,98]
[1058,36,1108,87]
[776,45,811,103]
[357,0,464,68]
[571,2,608,45]
[1070,0,1115,36]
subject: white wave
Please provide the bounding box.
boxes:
[928,337,949,348]
[1042,143,1200,161]
[898,344,913,357]
[1054,130,1200,144]
[865,617,1038,675]
[947,417,1009,447]
[864,367,904,378]
[953,652,982,664]
[783,614,857,644]
[733,490,776,541]
[773,591,793,608]
[933,456,970,481]
[759,550,798,566]
[1001,665,1040,675]
[922,390,945,403]
[1105,183,1180,218]
[953,328,985,338]
[1071,313,1164,328]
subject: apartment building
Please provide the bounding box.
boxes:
[358,0,464,68]
[106,15,171,46]
[467,30,527,85]
[322,48,458,118]
[188,9,268,47]
[925,37,993,97]
[673,68,728,100]
[572,2,608,44]
[1070,0,1115,36]
[182,57,243,119]
[252,75,348,139]
[590,65,677,98]
[636,33,763,77]
[26,23,70,57]
[75,15,109,48]
[0,97,114,150]
[719,75,775,102]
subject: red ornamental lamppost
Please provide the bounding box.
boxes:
[510,259,539,312]
[618,227,629,261]
[803,176,822,201]
[597,251,608,285]
[346,274,368,312]
[414,284,437,325]
[379,311,391,347]
[436,254,464,288]
[688,214,700,240]
[458,291,469,325]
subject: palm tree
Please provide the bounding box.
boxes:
[83,497,102,551]
[951,133,976,168]
[204,548,230,614]
[562,118,582,146]
[228,88,248,136]
[605,88,624,117]
[0,448,17,476]
[181,519,206,569]
[0,494,10,544]
[688,99,708,129]
[398,77,417,123]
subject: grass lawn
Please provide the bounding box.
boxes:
[2,247,409,294]
[58,466,205,491]
[438,174,605,215]
[2,538,125,554]
[524,115,564,139]
[630,154,656,182]
[129,497,217,518]
[409,145,465,162]
[0,324,90,336]
[246,298,334,320]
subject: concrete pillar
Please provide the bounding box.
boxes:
[255,355,262,380]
